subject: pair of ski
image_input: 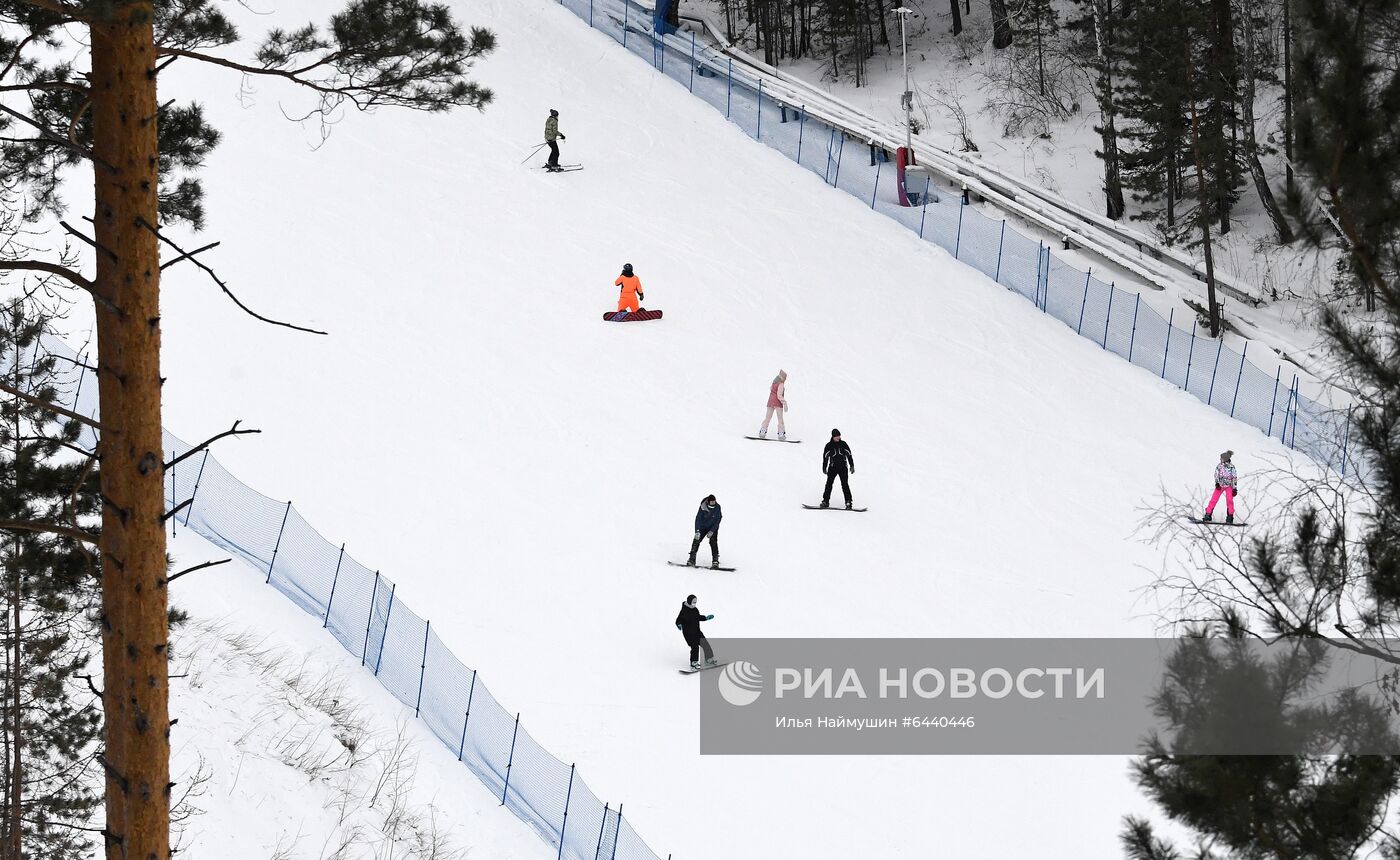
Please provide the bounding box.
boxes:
[542,163,583,173]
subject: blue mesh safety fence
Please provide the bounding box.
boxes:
[22,354,671,859]
[557,0,1364,481]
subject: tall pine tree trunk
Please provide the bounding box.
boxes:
[6,356,19,860]
[1210,0,1235,234]
[1188,62,1222,337]
[1241,4,1294,242]
[949,0,963,35]
[89,3,172,857]
[990,0,1013,48]
[1282,0,1294,198]
[1092,0,1126,219]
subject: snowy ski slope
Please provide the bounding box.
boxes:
[122,0,1324,855]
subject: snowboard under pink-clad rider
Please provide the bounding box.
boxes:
[1202,450,1240,523]
[757,370,787,440]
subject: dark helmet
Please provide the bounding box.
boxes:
[622,263,634,276]
[550,108,559,117]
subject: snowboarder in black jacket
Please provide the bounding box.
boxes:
[821,429,854,509]
[687,495,722,568]
[675,594,717,669]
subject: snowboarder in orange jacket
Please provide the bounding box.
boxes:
[615,263,644,312]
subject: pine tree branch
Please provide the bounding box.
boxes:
[78,674,102,700]
[133,219,328,335]
[164,420,259,471]
[0,82,86,95]
[0,104,110,172]
[0,33,39,83]
[0,519,98,546]
[154,47,355,97]
[167,558,230,584]
[16,0,87,18]
[0,378,108,432]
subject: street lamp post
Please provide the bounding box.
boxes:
[895,7,914,154]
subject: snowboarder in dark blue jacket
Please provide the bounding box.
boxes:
[687,495,722,569]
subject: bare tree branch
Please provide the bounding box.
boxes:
[0,259,94,293]
[58,219,117,263]
[166,558,230,584]
[134,218,328,335]
[164,419,259,471]
[0,377,108,432]
[0,519,98,546]
[161,498,192,523]
[160,240,219,271]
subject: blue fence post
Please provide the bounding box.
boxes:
[726,58,733,118]
[1205,339,1224,405]
[756,80,763,139]
[833,133,845,185]
[500,713,521,805]
[361,571,381,666]
[1127,294,1140,362]
[322,542,346,627]
[589,0,593,27]
[71,351,87,407]
[1266,366,1282,437]
[181,448,210,527]
[871,159,881,208]
[994,220,1006,283]
[456,669,477,761]
[796,106,806,162]
[658,29,666,72]
[1161,309,1175,379]
[1033,242,1044,308]
[265,500,293,584]
[688,31,695,91]
[1287,375,1300,447]
[1075,269,1092,334]
[1228,342,1249,417]
[622,0,628,48]
[413,620,431,717]
[1183,321,1199,390]
[918,178,931,238]
[1340,409,1353,476]
[610,804,624,860]
[373,583,397,675]
[954,199,965,258]
[1101,284,1115,348]
[594,803,609,859]
[558,763,576,859]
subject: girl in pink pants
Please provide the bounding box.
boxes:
[1203,450,1239,523]
[758,370,787,439]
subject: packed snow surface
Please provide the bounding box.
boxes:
[116,0,1319,855]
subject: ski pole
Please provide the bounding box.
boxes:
[519,142,548,165]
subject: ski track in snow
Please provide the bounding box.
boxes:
[106,0,1337,855]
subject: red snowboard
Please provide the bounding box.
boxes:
[603,309,663,322]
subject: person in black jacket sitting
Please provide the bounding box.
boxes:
[821,429,855,509]
[687,494,722,568]
[675,594,717,669]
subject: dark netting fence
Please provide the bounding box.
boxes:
[564,0,1365,480]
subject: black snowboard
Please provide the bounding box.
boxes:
[802,504,867,512]
[1186,517,1248,527]
[744,436,800,443]
[668,561,737,572]
[679,661,731,675]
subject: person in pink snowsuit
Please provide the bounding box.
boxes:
[758,370,787,439]
[1202,450,1239,523]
